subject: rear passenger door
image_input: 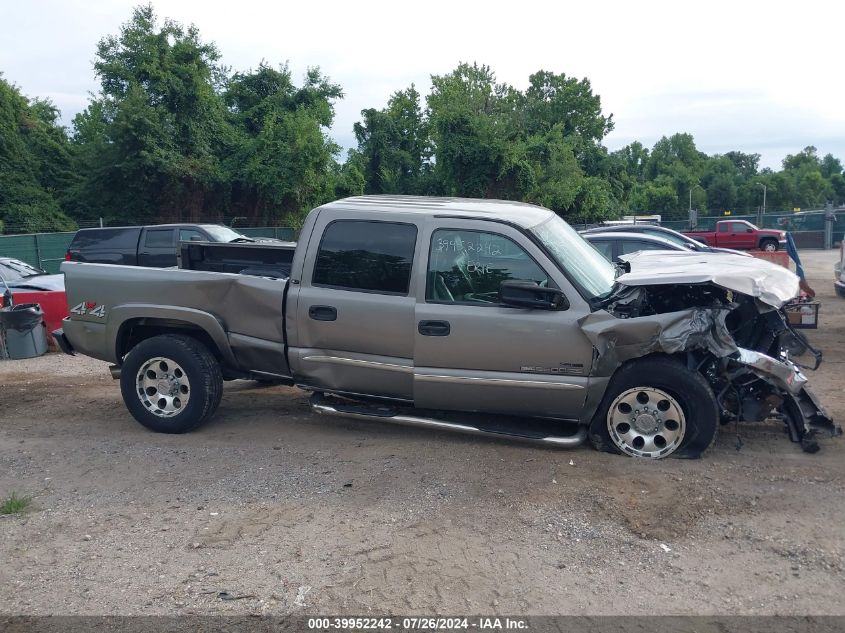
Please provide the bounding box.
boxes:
[288,217,420,401]
[138,228,177,267]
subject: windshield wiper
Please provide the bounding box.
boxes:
[229,237,256,243]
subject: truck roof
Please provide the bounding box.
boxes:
[317,195,555,229]
[75,223,226,232]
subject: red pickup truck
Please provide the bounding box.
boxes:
[684,220,787,251]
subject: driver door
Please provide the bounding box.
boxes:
[413,219,594,420]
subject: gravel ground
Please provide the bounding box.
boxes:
[1,250,844,616]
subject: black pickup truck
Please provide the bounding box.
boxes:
[65,223,281,268]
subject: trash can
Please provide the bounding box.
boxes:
[0,303,48,359]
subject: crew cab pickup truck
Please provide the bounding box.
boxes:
[66,224,285,268]
[684,220,787,251]
[55,196,836,459]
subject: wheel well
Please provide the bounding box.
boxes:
[116,318,222,363]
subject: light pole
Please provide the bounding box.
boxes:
[757,183,767,226]
[688,184,704,228]
[689,183,704,212]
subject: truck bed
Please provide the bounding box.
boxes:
[61,262,291,378]
[179,241,296,278]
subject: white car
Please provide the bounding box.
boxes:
[836,236,845,298]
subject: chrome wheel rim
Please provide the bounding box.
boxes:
[764,243,776,252]
[607,387,686,459]
[136,357,190,418]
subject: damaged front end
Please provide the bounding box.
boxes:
[583,251,839,455]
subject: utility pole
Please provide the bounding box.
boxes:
[757,183,767,226]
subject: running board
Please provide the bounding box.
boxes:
[309,393,587,448]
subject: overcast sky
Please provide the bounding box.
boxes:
[2,0,842,170]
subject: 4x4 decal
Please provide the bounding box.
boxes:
[71,301,106,318]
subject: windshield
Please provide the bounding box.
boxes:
[0,259,44,281]
[202,226,249,242]
[530,215,616,300]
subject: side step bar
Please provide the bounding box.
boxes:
[309,393,587,449]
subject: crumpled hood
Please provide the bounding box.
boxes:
[616,250,799,307]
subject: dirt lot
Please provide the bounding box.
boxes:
[1,250,844,616]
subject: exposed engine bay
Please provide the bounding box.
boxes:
[582,253,839,456]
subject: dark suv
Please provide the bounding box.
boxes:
[66,224,261,267]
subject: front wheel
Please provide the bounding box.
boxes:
[119,334,223,433]
[589,356,718,459]
[761,239,778,252]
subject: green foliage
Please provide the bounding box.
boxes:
[0,493,31,515]
[3,6,845,233]
[67,6,343,228]
[0,75,78,233]
[224,63,343,225]
[353,85,432,195]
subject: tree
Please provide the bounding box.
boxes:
[0,75,77,232]
[820,153,843,179]
[73,4,231,224]
[353,85,431,195]
[224,63,343,224]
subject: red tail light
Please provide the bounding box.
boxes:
[64,252,72,261]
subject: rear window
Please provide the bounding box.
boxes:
[0,259,43,280]
[312,220,417,294]
[70,228,141,250]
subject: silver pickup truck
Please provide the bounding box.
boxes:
[55,196,837,458]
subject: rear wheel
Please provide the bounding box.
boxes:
[120,334,223,433]
[590,356,718,459]
[761,239,778,252]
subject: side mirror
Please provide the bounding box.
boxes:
[499,280,569,311]
[746,228,753,233]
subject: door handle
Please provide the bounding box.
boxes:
[418,320,450,336]
[309,305,337,321]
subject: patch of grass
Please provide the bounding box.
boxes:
[0,493,31,515]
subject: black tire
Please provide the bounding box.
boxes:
[120,334,223,433]
[760,238,778,252]
[835,283,845,299]
[588,356,718,459]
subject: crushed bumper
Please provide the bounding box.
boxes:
[735,347,840,451]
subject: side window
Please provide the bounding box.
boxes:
[427,229,548,304]
[619,240,665,255]
[312,220,417,294]
[179,229,206,242]
[718,223,730,233]
[589,240,614,261]
[144,229,174,247]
